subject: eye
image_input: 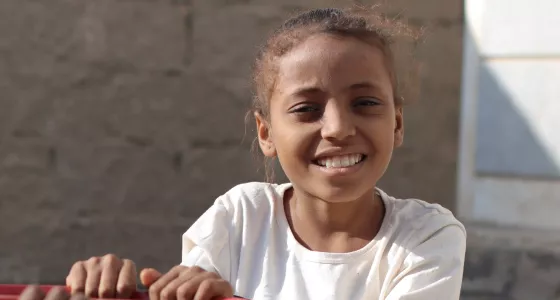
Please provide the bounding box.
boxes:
[353,97,382,107]
[288,103,323,122]
[289,104,321,114]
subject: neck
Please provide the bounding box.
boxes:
[284,186,384,252]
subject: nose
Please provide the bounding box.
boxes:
[320,101,356,141]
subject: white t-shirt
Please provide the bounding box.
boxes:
[181,182,466,300]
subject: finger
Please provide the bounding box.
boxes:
[116,259,137,298]
[148,266,184,300]
[67,262,87,294]
[175,272,216,300]
[193,279,233,300]
[70,293,88,300]
[69,294,88,300]
[19,285,45,300]
[84,257,102,297]
[98,254,123,298]
[161,269,202,300]
[140,268,162,287]
[44,287,70,300]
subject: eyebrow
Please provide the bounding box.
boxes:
[289,81,381,96]
[289,86,323,97]
[348,82,380,90]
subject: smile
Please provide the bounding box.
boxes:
[313,154,367,168]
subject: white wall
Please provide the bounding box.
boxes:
[458,0,560,230]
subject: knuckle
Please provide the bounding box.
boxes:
[171,265,187,273]
[176,284,195,299]
[198,280,213,292]
[193,281,214,300]
[160,287,174,300]
[189,266,204,273]
[117,282,135,293]
[87,256,100,264]
[122,259,136,268]
[102,254,123,270]
[70,262,86,277]
[102,254,119,263]
[86,256,101,267]
[149,284,162,295]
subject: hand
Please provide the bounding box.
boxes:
[66,254,137,298]
[143,266,233,300]
[19,286,87,300]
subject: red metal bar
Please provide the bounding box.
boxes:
[0,285,244,300]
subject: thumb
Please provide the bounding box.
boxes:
[139,268,162,287]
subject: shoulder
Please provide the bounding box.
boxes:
[378,191,466,298]
[378,188,466,248]
[182,182,289,268]
[186,182,289,238]
[217,181,289,213]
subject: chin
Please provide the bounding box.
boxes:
[312,181,375,203]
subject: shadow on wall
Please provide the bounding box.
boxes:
[461,27,560,299]
[474,62,560,179]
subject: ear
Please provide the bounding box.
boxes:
[254,112,277,157]
[394,106,404,148]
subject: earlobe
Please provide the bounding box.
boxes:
[394,106,404,147]
[254,112,277,157]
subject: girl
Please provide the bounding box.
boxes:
[65,7,466,300]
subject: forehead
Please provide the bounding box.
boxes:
[274,34,393,95]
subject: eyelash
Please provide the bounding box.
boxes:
[290,97,381,114]
[291,105,320,113]
[353,97,381,107]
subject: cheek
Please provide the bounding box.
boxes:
[272,132,311,181]
[360,117,396,150]
[273,129,308,157]
[270,120,317,161]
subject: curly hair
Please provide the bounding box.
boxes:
[251,6,421,120]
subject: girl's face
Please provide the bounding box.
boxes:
[256,34,404,203]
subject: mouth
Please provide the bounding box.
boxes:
[312,154,367,169]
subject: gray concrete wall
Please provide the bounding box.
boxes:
[0,0,465,288]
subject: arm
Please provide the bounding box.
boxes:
[180,198,232,281]
[385,225,466,300]
[181,243,219,274]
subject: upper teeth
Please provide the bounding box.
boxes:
[317,154,364,168]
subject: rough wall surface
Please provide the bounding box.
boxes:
[0,0,464,289]
[462,226,560,300]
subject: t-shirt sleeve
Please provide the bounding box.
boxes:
[180,197,232,281]
[384,224,466,300]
